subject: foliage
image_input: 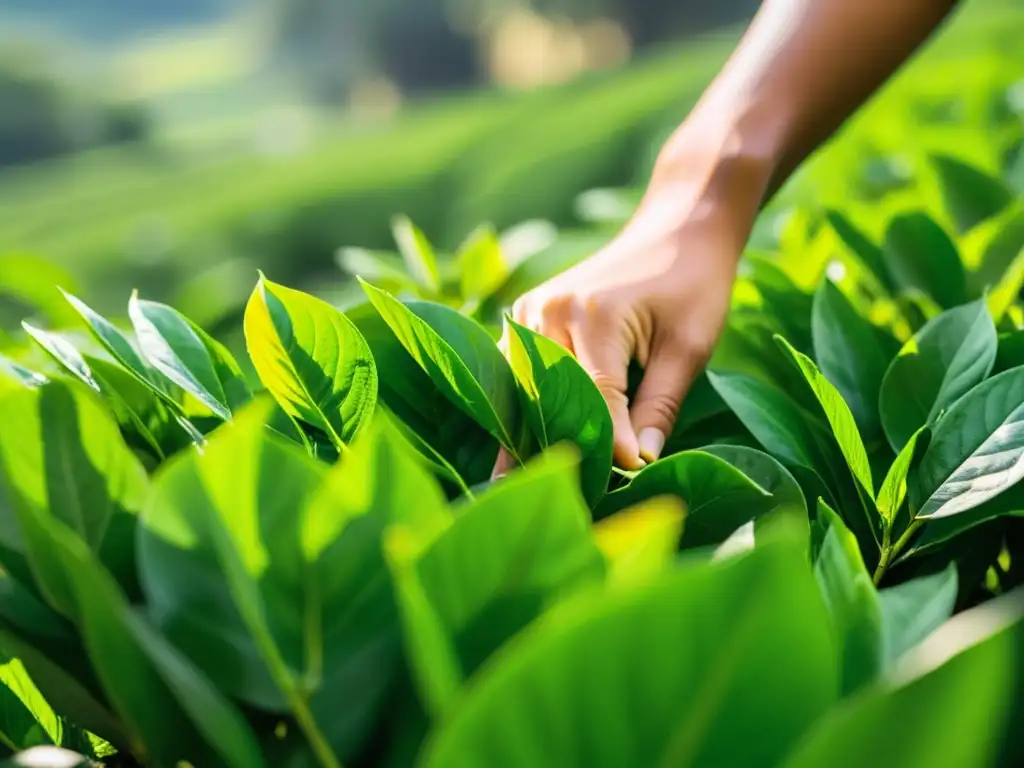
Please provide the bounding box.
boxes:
[0,3,1022,766]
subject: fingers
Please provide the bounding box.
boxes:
[569,312,641,470]
[629,340,699,464]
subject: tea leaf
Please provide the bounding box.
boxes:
[776,337,874,497]
[592,498,685,587]
[876,427,929,530]
[812,280,896,440]
[883,213,968,309]
[813,500,883,695]
[0,382,148,617]
[783,588,1024,768]
[913,365,1024,520]
[879,563,957,666]
[422,540,836,768]
[0,659,55,752]
[505,319,613,506]
[391,449,604,716]
[48,522,264,768]
[826,211,894,292]
[348,302,496,486]
[361,282,522,455]
[128,294,250,420]
[932,154,1014,233]
[244,274,377,450]
[880,299,996,452]
[392,215,441,294]
[595,450,773,549]
[458,225,509,304]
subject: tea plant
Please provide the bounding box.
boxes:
[1,213,1023,765]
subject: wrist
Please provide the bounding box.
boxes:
[647,94,793,216]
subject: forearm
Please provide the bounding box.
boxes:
[649,0,960,215]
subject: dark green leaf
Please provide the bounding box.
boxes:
[826,211,894,292]
[505,319,612,506]
[878,563,957,666]
[933,154,1014,233]
[879,299,996,452]
[421,540,837,768]
[360,282,521,455]
[812,280,896,440]
[244,275,377,450]
[128,294,250,420]
[883,213,968,308]
[595,450,774,549]
[347,303,495,486]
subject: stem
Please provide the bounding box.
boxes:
[873,518,924,586]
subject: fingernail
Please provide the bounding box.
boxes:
[638,428,665,464]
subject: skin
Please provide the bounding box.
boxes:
[505,0,960,472]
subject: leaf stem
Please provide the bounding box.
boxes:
[873,518,924,586]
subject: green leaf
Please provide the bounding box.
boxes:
[128,293,250,420]
[592,498,685,588]
[813,500,883,695]
[912,365,1024,520]
[244,274,377,450]
[876,427,929,530]
[0,381,149,617]
[932,154,1014,233]
[360,282,521,454]
[987,245,1024,323]
[60,291,178,405]
[812,280,896,440]
[46,520,264,768]
[879,299,997,452]
[776,336,874,497]
[826,211,894,292]
[391,449,604,715]
[0,357,46,390]
[421,540,837,768]
[702,444,810,545]
[457,225,509,304]
[878,563,957,666]
[0,629,126,755]
[595,450,775,549]
[0,658,56,753]
[392,215,441,295]
[347,303,495,486]
[883,213,968,308]
[504,319,613,506]
[140,403,445,763]
[783,587,1024,768]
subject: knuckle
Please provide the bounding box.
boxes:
[538,293,575,326]
[639,392,681,426]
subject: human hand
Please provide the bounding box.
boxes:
[503,150,764,470]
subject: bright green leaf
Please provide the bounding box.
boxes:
[392,215,441,295]
[244,274,377,450]
[128,293,250,420]
[505,319,613,506]
[422,540,837,768]
[876,427,929,530]
[592,498,685,588]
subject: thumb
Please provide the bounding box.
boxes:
[571,321,640,469]
[630,346,696,464]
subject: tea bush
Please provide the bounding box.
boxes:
[2,152,1024,764]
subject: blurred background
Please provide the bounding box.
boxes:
[0,0,1021,349]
